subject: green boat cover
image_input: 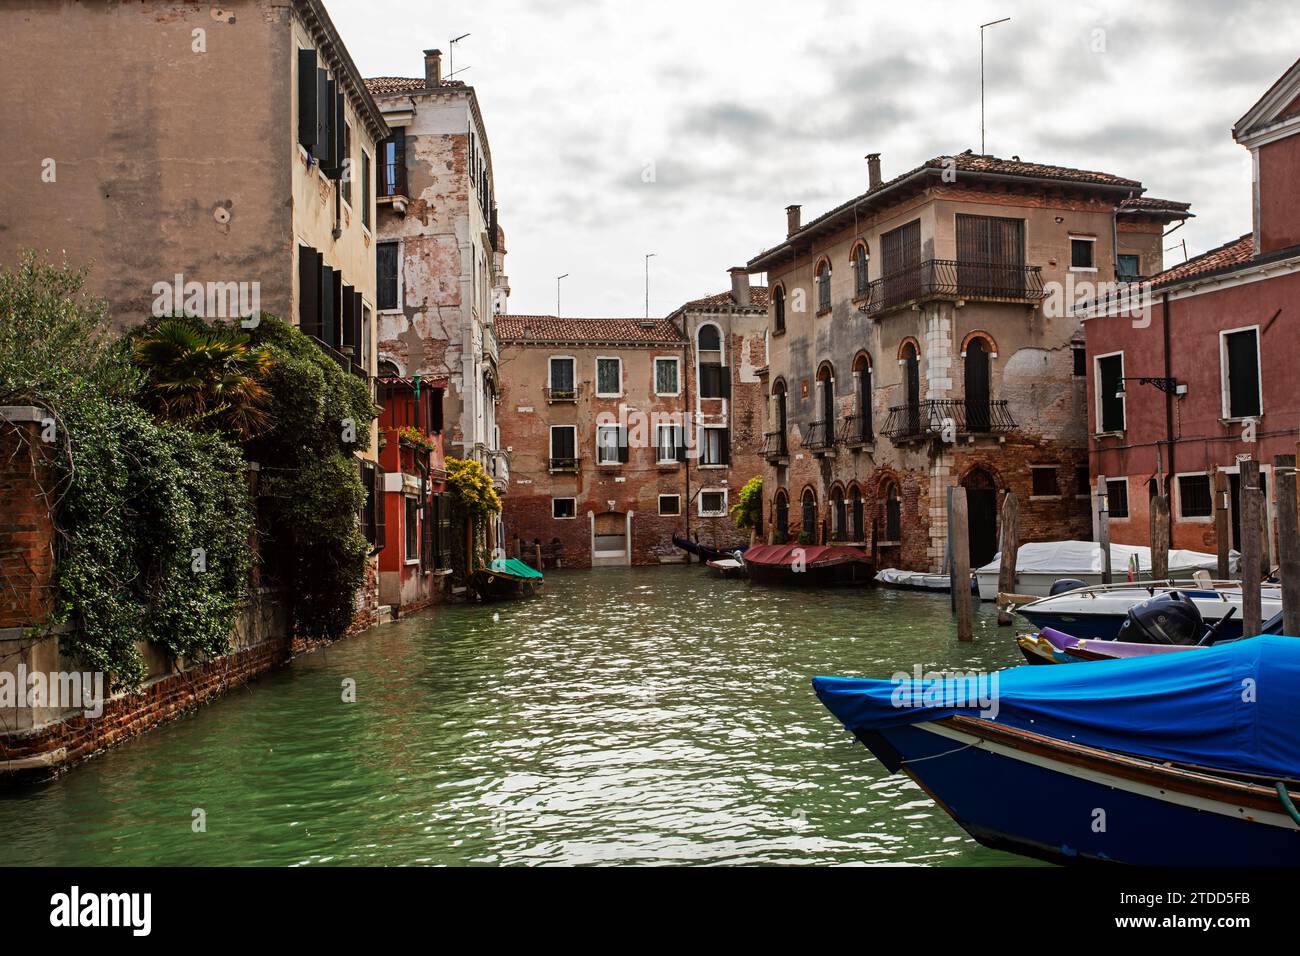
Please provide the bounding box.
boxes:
[488,558,544,580]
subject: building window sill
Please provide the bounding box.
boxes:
[816,308,832,318]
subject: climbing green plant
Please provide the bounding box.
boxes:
[730,475,764,530]
[445,456,502,577]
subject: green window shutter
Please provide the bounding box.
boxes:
[297,49,318,151]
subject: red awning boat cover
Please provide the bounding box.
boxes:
[743,544,869,568]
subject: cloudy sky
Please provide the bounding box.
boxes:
[329,0,1299,317]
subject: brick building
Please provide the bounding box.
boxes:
[1083,57,1300,558]
[747,150,1188,572]
[494,274,768,567]
[366,50,511,550]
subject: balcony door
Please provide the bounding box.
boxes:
[881,220,921,308]
[964,338,991,432]
[902,343,920,435]
[956,214,1025,297]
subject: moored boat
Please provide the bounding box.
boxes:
[467,558,544,602]
[672,534,748,563]
[974,540,1229,601]
[814,636,1300,865]
[743,543,873,586]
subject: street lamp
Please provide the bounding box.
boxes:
[1115,376,1184,400]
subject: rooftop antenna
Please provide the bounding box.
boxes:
[449,32,470,81]
[644,253,656,318]
[556,273,569,316]
[445,67,471,81]
[980,17,1010,155]
[1164,238,1189,263]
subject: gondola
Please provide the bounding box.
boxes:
[672,534,748,563]
[742,543,873,586]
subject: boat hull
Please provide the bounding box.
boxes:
[468,570,542,602]
[857,719,1300,866]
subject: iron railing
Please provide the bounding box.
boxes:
[863,259,1046,316]
[379,160,407,199]
[545,385,581,403]
[548,456,580,472]
[882,399,1017,441]
[801,420,835,450]
[839,414,873,445]
[762,431,788,459]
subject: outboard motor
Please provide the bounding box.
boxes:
[1049,578,1088,596]
[1116,591,1205,646]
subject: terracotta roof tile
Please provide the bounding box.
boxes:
[1120,196,1192,212]
[680,285,770,311]
[1151,234,1253,287]
[364,76,470,95]
[496,316,687,345]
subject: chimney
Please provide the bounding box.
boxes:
[867,153,882,189]
[785,204,801,237]
[728,267,751,308]
[424,48,442,87]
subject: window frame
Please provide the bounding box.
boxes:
[595,423,625,466]
[815,259,832,314]
[1094,350,1126,435]
[700,424,729,467]
[1219,325,1263,421]
[548,355,577,396]
[1029,465,1061,500]
[377,240,402,313]
[1175,472,1214,522]
[552,497,577,520]
[658,494,682,516]
[654,356,681,397]
[655,423,685,464]
[595,356,623,398]
[403,494,420,565]
[698,489,728,517]
[549,424,578,468]
[1069,235,1097,272]
[1105,477,1130,519]
[852,243,870,299]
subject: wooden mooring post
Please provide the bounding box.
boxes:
[950,487,973,642]
[996,491,1020,626]
[1096,474,1113,585]
[1241,460,1263,637]
[1214,469,1231,579]
[1149,494,1170,582]
[1276,454,1300,636]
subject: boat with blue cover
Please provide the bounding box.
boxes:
[814,636,1300,866]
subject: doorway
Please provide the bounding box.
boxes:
[592,510,631,567]
[962,467,999,568]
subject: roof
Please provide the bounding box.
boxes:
[364,76,472,95]
[748,149,1146,272]
[678,285,770,312]
[1234,56,1300,145]
[294,0,388,143]
[495,316,687,346]
[1150,234,1253,287]
[1118,196,1194,221]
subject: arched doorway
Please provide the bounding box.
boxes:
[964,338,991,432]
[774,490,789,543]
[800,488,817,543]
[961,467,999,568]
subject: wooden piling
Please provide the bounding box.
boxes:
[535,542,544,571]
[1214,469,1231,579]
[996,491,1020,626]
[1275,454,1300,636]
[1241,460,1262,637]
[1149,494,1170,582]
[1097,474,1112,585]
[951,487,973,642]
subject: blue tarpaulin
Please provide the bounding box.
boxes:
[813,635,1300,780]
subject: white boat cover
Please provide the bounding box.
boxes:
[975,540,1231,577]
[875,568,951,590]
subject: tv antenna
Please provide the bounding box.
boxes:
[980,18,1010,155]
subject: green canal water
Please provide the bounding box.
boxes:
[1,566,1040,866]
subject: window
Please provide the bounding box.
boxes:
[1095,353,1125,433]
[381,127,406,197]
[701,426,730,466]
[802,489,817,536]
[699,490,727,517]
[596,424,627,465]
[1031,466,1060,498]
[883,483,901,541]
[816,260,831,313]
[852,244,869,298]
[1070,236,1096,270]
[773,286,786,333]
[361,150,371,229]
[1106,478,1129,518]
[1117,253,1140,280]
[1075,465,1091,499]
[654,357,680,396]
[1221,327,1261,419]
[553,498,576,519]
[697,324,721,352]
[428,492,451,570]
[596,357,622,397]
[656,424,685,463]
[1072,345,1086,377]
[1178,474,1213,519]
[850,487,865,541]
[341,123,353,205]
[550,425,577,470]
[659,495,681,516]
[955,214,1026,296]
[699,363,730,399]
[775,491,789,540]
[404,495,419,563]
[377,242,399,311]
[548,356,576,399]
[831,489,847,540]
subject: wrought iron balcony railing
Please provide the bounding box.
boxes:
[378,160,407,199]
[545,385,581,403]
[548,456,580,472]
[882,399,1017,441]
[838,414,873,446]
[801,420,835,451]
[863,259,1046,316]
[762,431,788,459]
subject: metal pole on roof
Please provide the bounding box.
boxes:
[980,18,1010,155]
[449,33,470,81]
[645,253,656,318]
[556,274,569,316]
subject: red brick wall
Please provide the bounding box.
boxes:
[0,419,54,629]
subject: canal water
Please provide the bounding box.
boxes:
[1,567,1040,866]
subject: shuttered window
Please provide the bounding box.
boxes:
[404,495,419,561]
[881,220,921,275]
[699,363,730,398]
[701,427,730,466]
[1223,328,1261,419]
[656,425,686,463]
[1096,353,1125,433]
[297,49,318,152]
[596,358,621,396]
[377,242,399,311]
[596,425,628,465]
[956,214,1025,296]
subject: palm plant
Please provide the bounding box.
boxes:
[133,318,272,440]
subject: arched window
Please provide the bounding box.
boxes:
[881,479,901,542]
[772,285,786,333]
[964,337,991,432]
[801,488,817,541]
[769,379,788,457]
[852,352,873,443]
[774,490,789,542]
[697,324,721,352]
[811,363,835,449]
[816,260,832,314]
[830,485,847,541]
[850,484,865,541]
[901,342,920,436]
[697,323,725,399]
[852,243,869,298]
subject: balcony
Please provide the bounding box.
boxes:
[378,160,408,201]
[883,399,1017,443]
[549,456,580,473]
[863,259,1046,317]
[489,449,510,491]
[545,384,582,404]
[838,414,873,447]
[761,431,788,462]
[801,420,835,454]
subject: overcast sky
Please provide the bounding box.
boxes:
[329,0,1299,318]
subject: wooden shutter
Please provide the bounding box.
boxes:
[298,246,321,334]
[719,428,731,465]
[297,49,318,151]
[618,426,630,463]
[674,426,687,463]
[315,69,331,162]
[318,266,335,344]
[430,388,444,433]
[349,290,363,363]
[324,88,345,179]
[718,367,731,399]
[421,493,434,571]
[373,463,387,551]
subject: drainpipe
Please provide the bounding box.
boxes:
[683,340,691,553]
[1161,293,1175,496]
